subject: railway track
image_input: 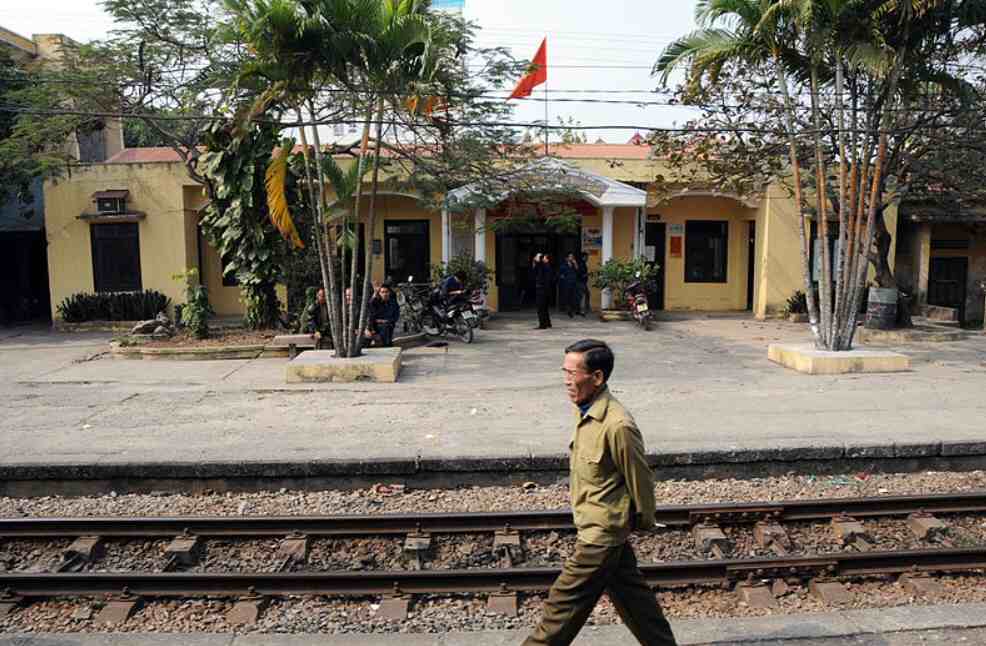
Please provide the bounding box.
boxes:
[1,491,985,624]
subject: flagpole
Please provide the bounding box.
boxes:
[544,36,549,156]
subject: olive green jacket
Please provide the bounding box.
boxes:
[569,387,657,546]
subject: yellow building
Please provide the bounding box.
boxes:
[44,143,908,322]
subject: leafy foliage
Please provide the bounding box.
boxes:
[784,290,809,315]
[591,258,659,309]
[430,253,493,293]
[173,269,214,338]
[198,119,287,329]
[57,291,171,323]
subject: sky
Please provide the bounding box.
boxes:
[0,0,701,143]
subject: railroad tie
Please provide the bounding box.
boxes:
[899,572,946,597]
[692,523,731,558]
[907,513,948,542]
[753,522,791,556]
[276,533,310,571]
[809,579,851,605]
[164,532,203,570]
[830,515,873,551]
[735,580,777,609]
[58,536,105,572]
[403,531,432,571]
[487,583,519,616]
[227,589,270,626]
[493,526,523,567]
[378,584,410,621]
[94,592,143,626]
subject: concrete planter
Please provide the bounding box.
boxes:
[285,348,402,383]
[110,341,267,361]
[599,309,632,322]
[56,320,142,333]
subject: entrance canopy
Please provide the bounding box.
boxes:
[446,157,646,210]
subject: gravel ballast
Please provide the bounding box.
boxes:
[2,471,986,634]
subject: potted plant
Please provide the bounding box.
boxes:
[592,257,659,321]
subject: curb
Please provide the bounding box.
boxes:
[3,603,986,644]
[2,439,985,483]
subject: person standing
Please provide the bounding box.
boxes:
[534,253,553,329]
[577,252,591,315]
[558,253,580,318]
[523,339,678,646]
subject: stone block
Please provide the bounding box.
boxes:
[942,441,986,457]
[768,343,910,375]
[285,348,402,383]
[95,598,143,626]
[809,580,851,605]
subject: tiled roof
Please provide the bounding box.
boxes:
[104,143,654,165]
[104,147,184,163]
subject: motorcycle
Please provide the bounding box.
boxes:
[464,289,490,329]
[625,273,653,331]
[396,276,430,335]
[423,288,476,343]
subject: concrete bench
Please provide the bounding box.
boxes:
[271,334,318,359]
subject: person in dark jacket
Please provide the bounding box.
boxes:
[368,283,401,347]
[578,252,591,315]
[304,288,333,349]
[534,253,553,329]
[558,253,581,318]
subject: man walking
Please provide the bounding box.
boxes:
[534,253,553,329]
[523,339,677,646]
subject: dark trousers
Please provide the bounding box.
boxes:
[536,288,551,328]
[523,541,677,646]
[374,322,395,347]
[561,284,579,316]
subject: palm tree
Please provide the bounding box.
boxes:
[654,0,823,347]
[224,0,439,357]
[654,0,970,350]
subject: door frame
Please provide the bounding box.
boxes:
[383,219,430,283]
[644,221,666,310]
[929,256,969,322]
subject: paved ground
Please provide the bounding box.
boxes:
[4,603,986,644]
[2,314,986,475]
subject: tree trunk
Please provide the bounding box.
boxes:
[354,99,387,356]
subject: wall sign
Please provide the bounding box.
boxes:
[669,236,683,258]
[372,239,382,255]
[582,227,602,249]
[669,223,685,236]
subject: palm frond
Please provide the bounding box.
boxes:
[265,139,305,249]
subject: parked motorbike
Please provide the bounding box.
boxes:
[625,273,653,331]
[396,276,430,335]
[424,288,476,343]
[464,289,490,329]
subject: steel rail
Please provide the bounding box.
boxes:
[1,547,985,597]
[1,491,985,538]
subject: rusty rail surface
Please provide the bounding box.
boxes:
[1,547,985,597]
[1,491,985,538]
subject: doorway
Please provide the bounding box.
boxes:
[384,220,430,284]
[929,256,968,322]
[495,231,581,310]
[644,222,665,310]
[747,221,756,311]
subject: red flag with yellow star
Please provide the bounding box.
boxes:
[509,38,547,100]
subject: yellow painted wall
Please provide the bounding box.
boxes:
[757,183,805,318]
[650,196,755,312]
[45,162,189,320]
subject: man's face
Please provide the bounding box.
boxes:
[316,289,326,305]
[379,287,392,301]
[344,288,352,305]
[563,352,603,405]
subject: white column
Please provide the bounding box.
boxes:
[441,206,450,264]
[474,208,486,264]
[635,207,645,258]
[601,205,615,309]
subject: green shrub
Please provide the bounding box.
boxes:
[431,253,493,293]
[784,290,808,315]
[591,257,659,309]
[173,269,214,339]
[57,290,171,322]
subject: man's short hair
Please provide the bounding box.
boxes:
[565,339,614,382]
[454,271,468,281]
[380,283,393,291]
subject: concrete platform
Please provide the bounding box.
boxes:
[285,348,402,383]
[768,343,911,375]
[3,603,986,645]
[857,322,968,344]
[4,315,986,490]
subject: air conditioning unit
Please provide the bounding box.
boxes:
[93,190,129,214]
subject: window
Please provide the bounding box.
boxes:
[91,223,141,292]
[385,220,430,283]
[685,221,729,283]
